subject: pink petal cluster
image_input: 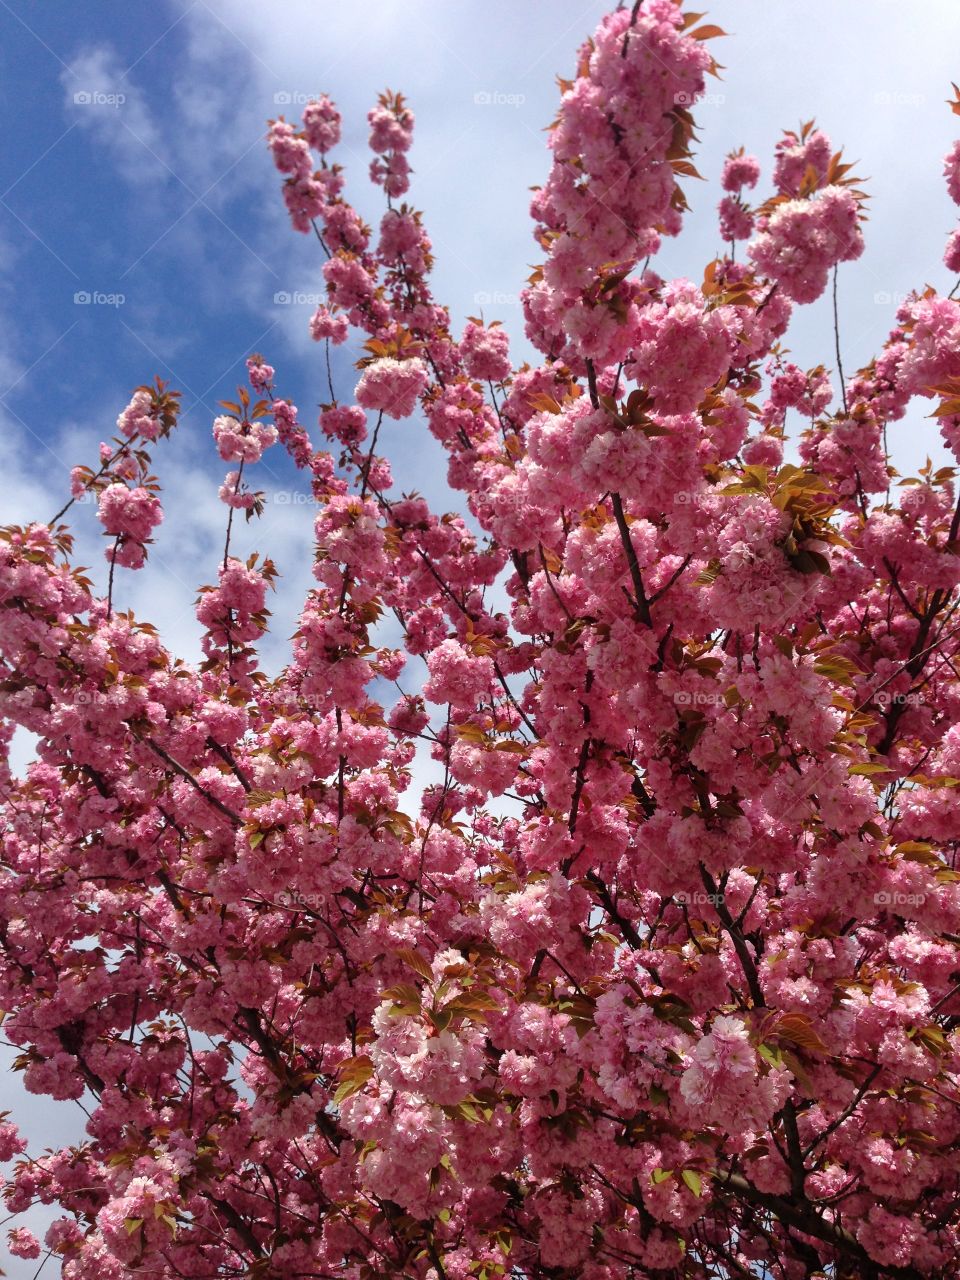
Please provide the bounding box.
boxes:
[116,388,162,441]
[749,185,864,303]
[355,356,428,419]
[212,414,278,463]
[773,127,832,195]
[302,95,341,153]
[722,150,761,192]
[309,304,348,344]
[460,320,511,382]
[627,281,737,413]
[96,483,163,568]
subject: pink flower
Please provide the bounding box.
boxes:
[749,186,864,303]
[267,119,312,180]
[319,403,367,446]
[23,1051,84,1100]
[355,357,428,420]
[8,1227,40,1259]
[116,389,161,441]
[369,1004,485,1105]
[302,95,341,153]
[626,281,737,413]
[460,321,511,382]
[0,1120,26,1162]
[218,471,257,510]
[722,151,760,192]
[97,484,163,543]
[368,104,414,154]
[212,415,278,463]
[246,358,274,390]
[423,638,495,707]
[309,305,349,344]
[773,128,832,196]
[945,139,960,206]
[718,195,754,242]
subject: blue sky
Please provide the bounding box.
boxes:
[1,1,960,1271]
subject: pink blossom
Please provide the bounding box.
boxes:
[460,321,511,382]
[8,1227,40,1259]
[722,151,761,192]
[718,195,754,242]
[355,357,428,419]
[0,1120,26,1161]
[302,95,341,153]
[309,305,349,344]
[212,415,278,463]
[945,139,960,205]
[749,186,864,303]
[97,483,163,544]
[116,389,161,441]
[422,638,495,707]
[218,471,257,510]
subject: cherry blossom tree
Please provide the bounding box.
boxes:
[5,5,960,1277]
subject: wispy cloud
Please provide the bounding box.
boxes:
[62,44,169,186]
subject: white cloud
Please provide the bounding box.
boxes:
[62,44,169,187]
